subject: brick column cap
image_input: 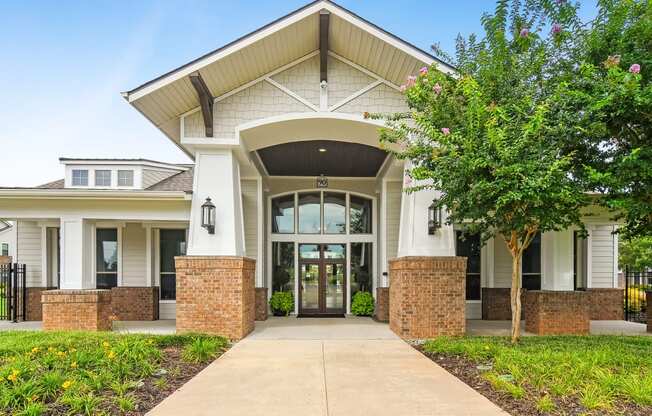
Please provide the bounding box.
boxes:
[389,256,467,271]
[175,255,256,270]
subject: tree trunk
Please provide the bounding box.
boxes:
[510,253,522,344]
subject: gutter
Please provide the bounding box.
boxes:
[0,189,192,201]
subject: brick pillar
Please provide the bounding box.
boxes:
[25,287,56,321]
[255,288,268,321]
[389,256,466,338]
[586,288,624,320]
[42,290,112,331]
[525,291,589,335]
[374,287,389,322]
[175,256,255,340]
[647,291,651,333]
[110,287,159,321]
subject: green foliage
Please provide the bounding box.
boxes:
[181,337,226,363]
[423,335,652,410]
[620,236,652,270]
[350,291,375,316]
[270,291,294,316]
[0,331,228,415]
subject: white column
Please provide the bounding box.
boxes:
[397,167,455,257]
[59,217,94,289]
[187,149,246,256]
[541,229,574,290]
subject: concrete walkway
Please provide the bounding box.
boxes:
[148,318,508,416]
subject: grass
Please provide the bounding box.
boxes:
[0,331,228,415]
[423,336,652,413]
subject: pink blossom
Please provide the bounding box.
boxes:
[406,75,417,87]
[399,85,407,92]
[404,176,412,186]
[441,128,450,135]
[419,66,428,76]
[519,28,529,38]
[552,23,562,35]
[433,83,442,95]
[629,63,641,74]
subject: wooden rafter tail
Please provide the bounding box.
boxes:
[189,71,214,137]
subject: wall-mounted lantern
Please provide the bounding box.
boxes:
[201,197,216,234]
[428,198,442,235]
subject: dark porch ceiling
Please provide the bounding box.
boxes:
[256,140,387,177]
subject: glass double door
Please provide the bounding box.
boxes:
[299,244,346,316]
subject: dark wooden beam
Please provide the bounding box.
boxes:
[189,71,214,137]
[319,11,329,83]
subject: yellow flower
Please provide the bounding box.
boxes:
[102,341,110,348]
[62,380,73,390]
[48,347,55,352]
[7,369,19,382]
[69,348,77,353]
[107,350,116,360]
[31,347,40,353]
[70,361,77,369]
[57,351,66,358]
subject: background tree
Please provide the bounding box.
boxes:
[550,0,652,239]
[620,237,652,271]
[369,0,589,343]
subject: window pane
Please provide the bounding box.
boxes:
[272,242,295,293]
[96,229,117,289]
[298,192,321,234]
[1,243,8,256]
[95,170,111,186]
[160,229,186,300]
[456,231,481,300]
[271,195,295,233]
[351,243,372,302]
[350,196,372,234]
[118,170,134,186]
[522,233,541,274]
[72,170,88,186]
[323,192,346,234]
[299,244,319,260]
[323,244,345,259]
[160,230,186,273]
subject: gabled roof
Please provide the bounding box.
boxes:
[122,0,455,156]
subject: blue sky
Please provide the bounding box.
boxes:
[0,0,597,186]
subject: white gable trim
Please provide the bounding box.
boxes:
[125,0,451,103]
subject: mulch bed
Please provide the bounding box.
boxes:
[46,346,215,416]
[416,346,650,416]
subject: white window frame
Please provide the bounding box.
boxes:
[71,169,88,186]
[1,243,8,256]
[94,170,112,187]
[117,170,134,187]
[93,226,121,289]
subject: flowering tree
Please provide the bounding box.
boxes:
[369,0,590,343]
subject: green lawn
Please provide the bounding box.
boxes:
[423,336,652,414]
[0,331,229,416]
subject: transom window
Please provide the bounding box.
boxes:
[71,169,88,186]
[117,170,134,187]
[95,170,111,187]
[271,192,373,235]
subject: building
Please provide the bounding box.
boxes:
[0,0,622,338]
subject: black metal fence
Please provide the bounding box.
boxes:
[624,267,651,323]
[0,263,26,322]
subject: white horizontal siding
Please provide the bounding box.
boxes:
[466,302,481,319]
[16,221,42,287]
[241,179,258,260]
[159,303,176,320]
[121,223,147,287]
[590,225,616,288]
[493,239,512,288]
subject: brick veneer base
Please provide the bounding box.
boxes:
[525,291,589,335]
[175,256,255,340]
[374,287,389,322]
[647,292,651,333]
[587,288,623,320]
[389,256,466,339]
[0,256,11,265]
[481,288,527,320]
[42,290,112,331]
[26,287,56,321]
[255,288,268,321]
[111,287,159,321]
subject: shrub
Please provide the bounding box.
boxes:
[351,291,374,316]
[181,337,226,363]
[270,291,294,316]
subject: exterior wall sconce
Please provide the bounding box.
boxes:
[428,198,442,235]
[201,197,216,234]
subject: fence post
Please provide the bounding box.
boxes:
[625,266,629,321]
